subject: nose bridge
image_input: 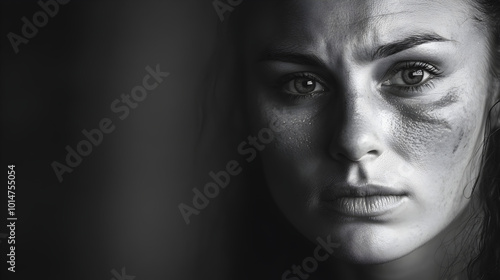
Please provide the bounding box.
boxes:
[344,74,375,130]
[343,82,378,143]
[329,66,384,162]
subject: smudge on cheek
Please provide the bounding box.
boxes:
[399,91,459,129]
[385,89,462,164]
[452,129,464,154]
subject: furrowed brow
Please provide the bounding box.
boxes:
[259,49,329,69]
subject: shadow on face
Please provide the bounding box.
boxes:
[241,0,494,265]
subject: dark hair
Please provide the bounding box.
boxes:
[467,1,500,279]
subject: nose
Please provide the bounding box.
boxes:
[329,85,385,162]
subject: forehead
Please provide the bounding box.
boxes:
[245,0,474,60]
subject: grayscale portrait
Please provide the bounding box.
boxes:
[195,1,500,279]
[2,1,499,280]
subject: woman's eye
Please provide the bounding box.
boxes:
[282,76,327,95]
[382,65,435,87]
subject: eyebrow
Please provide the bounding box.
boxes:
[258,33,452,67]
[371,33,451,60]
[258,49,330,69]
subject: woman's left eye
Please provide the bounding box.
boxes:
[382,62,441,90]
[282,74,328,96]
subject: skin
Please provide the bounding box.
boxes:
[242,0,498,278]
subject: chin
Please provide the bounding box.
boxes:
[333,242,408,265]
[297,218,418,265]
[336,231,409,264]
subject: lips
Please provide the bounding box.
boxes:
[320,184,408,217]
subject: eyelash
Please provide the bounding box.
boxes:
[275,61,442,100]
[385,61,443,94]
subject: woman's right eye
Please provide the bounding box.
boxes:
[281,74,329,96]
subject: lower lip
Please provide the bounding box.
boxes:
[322,195,407,217]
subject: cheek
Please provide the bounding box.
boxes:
[387,87,486,214]
[268,109,315,151]
[248,94,321,157]
[247,97,327,207]
[388,88,483,173]
[257,106,319,182]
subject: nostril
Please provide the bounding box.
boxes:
[335,151,379,162]
[331,149,361,162]
[328,98,385,163]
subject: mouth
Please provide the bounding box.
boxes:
[320,184,409,218]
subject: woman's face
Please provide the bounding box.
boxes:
[244,0,497,263]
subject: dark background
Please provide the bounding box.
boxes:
[1,1,227,279]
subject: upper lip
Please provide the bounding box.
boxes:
[320,184,408,200]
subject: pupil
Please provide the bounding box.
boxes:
[403,69,424,85]
[295,78,316,93]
